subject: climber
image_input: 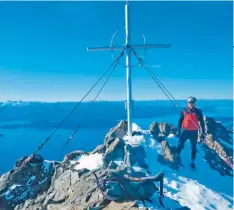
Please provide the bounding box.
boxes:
[176,96,206,168]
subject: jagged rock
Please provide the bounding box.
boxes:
[202,118,233,162]
[0,121,193,210]
[198,117,233,176]
[0,171,11,192]
[150,122,160,135]
[103,138,125,166]
[63,150,86,164]
[104,121,128,145]
[204,117,232,144]
[158,140,176,168]
[77,168,90,177]
[150,121,177,140]
[102,121,128,166]
[202,134,233,177]
[150,117,233,173]
[149,122,177,168]
[0,155,55,210]
[90,144,106,154]
[124,144,148,169]
[22,165,160,210]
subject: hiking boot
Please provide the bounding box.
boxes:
[190,163,195,169]
[190,160,196,169]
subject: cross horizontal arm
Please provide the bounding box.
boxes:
[131,44,171,49]
[87,44,171,52]
[87,46,124,52]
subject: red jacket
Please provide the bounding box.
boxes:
[178,107,205,132]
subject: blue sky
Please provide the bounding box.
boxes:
[0,1,232,101]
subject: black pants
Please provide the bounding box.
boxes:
[176,130,198,161]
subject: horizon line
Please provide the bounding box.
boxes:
[0,98,233,103]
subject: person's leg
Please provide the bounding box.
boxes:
[176,130,188,156]
[189,131,198,162]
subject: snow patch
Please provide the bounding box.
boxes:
[74,153,103,170]
[123,135,145,145]
[168,133,175,138]
[132,123,142,132]
[132,123,150,135]
[168,180,233,210]
[9,184,21,190]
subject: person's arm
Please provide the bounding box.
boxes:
[177,110,184,135]
[197,109,206,135]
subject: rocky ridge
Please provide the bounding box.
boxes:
[0,116,232,210]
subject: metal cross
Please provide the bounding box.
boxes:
[87,1,171,136]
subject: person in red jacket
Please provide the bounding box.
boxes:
[176,96,206,168]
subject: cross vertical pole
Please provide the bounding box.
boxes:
[87,1,171,138]
[125,0,132,137]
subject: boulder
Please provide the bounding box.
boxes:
[0,155,55,210]
[103,138,125,166]
[202,134,233,176]
[104,121,128,145]
[204,116,232,144]
[150,122,177,140]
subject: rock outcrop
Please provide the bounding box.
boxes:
[0,116,232,210]
[201,116,233,176]
[150,122,177,141]
[150,122,178,168]
[204,116,232,144]
[104,121,128,145]
[149,116,233,176]
[0,120,188,210]
[0,150,172,210]
[0,155,55,210]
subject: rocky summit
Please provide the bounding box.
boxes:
[0,117,233,210]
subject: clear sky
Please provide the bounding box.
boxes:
[0,1,232,101]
